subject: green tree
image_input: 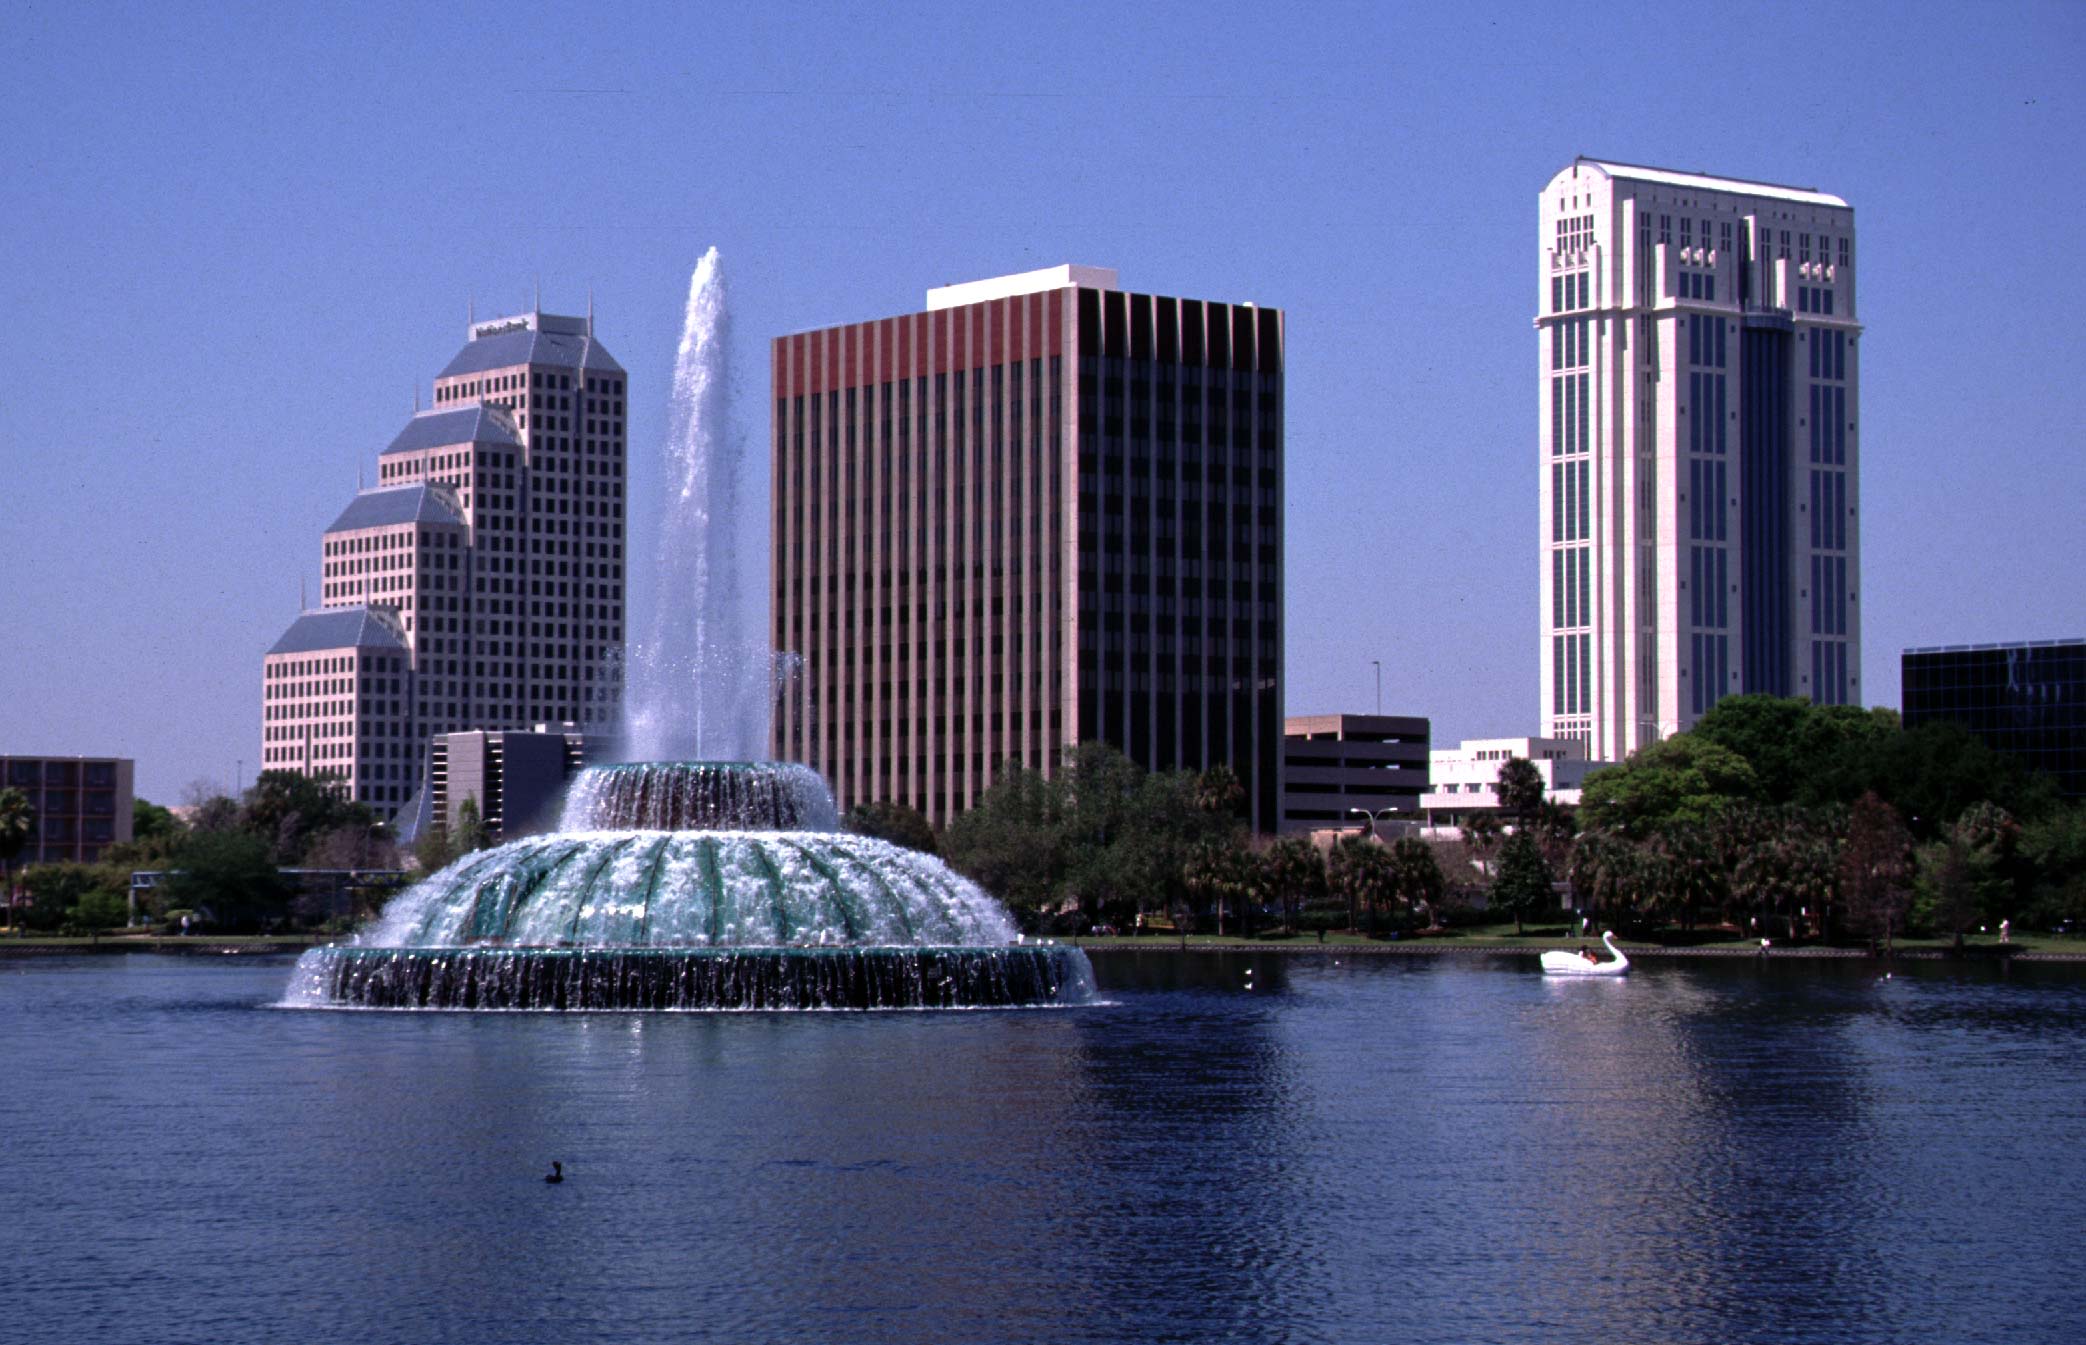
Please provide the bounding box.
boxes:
[73,887,130,932]
[1912,803,2014,944]
[132,797,182,843]
[1496,757,1545,822]
[1184,840,1264,936]
[941,763,1066,928]
[1627,836,1683,924]
[1577,736,1759,836]
[1388,837,1446,926]
[1567,828,1630,917]
[845,800,939,855]
[1193,764,1246,819]
[1264,834,1327,933]
[1819,721,2056,836]
[2018,805,2086,931]
[1733,831,1835,941]
[1328,834,1395,934]
[1840,792,1914,953]
[160,830,292,932]
[451,796,486,854]
[20,862,130,932]
[242,769,376,865]
[0,787,34,930]
[1489,831,1554,935]
[1531,797,1577,871]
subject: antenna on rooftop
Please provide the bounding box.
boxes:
[587,288,595,336]
[468,295,475,329]
[300,574,307,612]
[533,276,541,318]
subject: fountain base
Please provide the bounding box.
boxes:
[289,944,1094,1011]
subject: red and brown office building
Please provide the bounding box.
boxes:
[771,266,1286,831]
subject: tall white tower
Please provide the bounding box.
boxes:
[1537,158,1861,761]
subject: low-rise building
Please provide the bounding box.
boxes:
[1,755,135,864]
[430,727,587,842]
[1419,736,1603,827]
[1279,714,1430,834]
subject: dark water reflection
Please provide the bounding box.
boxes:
[1,953,2082,1344]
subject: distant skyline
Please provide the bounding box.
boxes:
[3,2,2081,803]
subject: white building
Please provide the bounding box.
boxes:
[1538,159,1861,761]
[1419,736,1602,824]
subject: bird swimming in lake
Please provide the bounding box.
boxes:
[545,1161,564,1184]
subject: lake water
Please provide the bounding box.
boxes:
[3,951,2082,1344]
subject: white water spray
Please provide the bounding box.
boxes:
[621,248,769,761]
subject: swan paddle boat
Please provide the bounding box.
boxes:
[1540,930,1630,976]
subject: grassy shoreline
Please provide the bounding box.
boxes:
[3,930,2083,962]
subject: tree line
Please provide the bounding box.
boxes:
[0,770,439,935]
[1553,696,2083,945]
[847,742,1450,937]
[851,697,2086,946]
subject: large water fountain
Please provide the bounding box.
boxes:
[287,253,1091,1011]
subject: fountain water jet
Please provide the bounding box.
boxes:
[621,247,769,763]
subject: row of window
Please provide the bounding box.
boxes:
[1549,271,1592,314]
[1808,385,1849,465]
[1808,328,1849,382]
[1809,470,1849,551]
[1660,215,1738,255]
[1812,640,1852,705]
[1552,545,1592,630]
[1686,314,1729,369]
[1552,632,1592,717]
[1551,459,1590,543]
[1555,213,1595,255]
[1690,545,1730,631]
[1812,554,1851,636]
[1550,372,1591,457]
[1690,633,1731,715]
[1687,372,1729,456]
[1689,458,1729,542]
[1551,316,1593,370]
[1678,271,1717,303]
[1796,285,1836,315]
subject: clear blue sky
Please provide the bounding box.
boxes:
[3,1,2081,804]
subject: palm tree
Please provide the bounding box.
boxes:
[1329,834,1395,934]
[1388,837,1446,928]
[1532,798,1578,871]
[1495,757,1545,823]
[1264,834,1325,934]
[1651,828,1720,929]
[1463,810,1503,877]
[1567,827,1627,918]
[0,788,34,933]
[1193,765,1245,819]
